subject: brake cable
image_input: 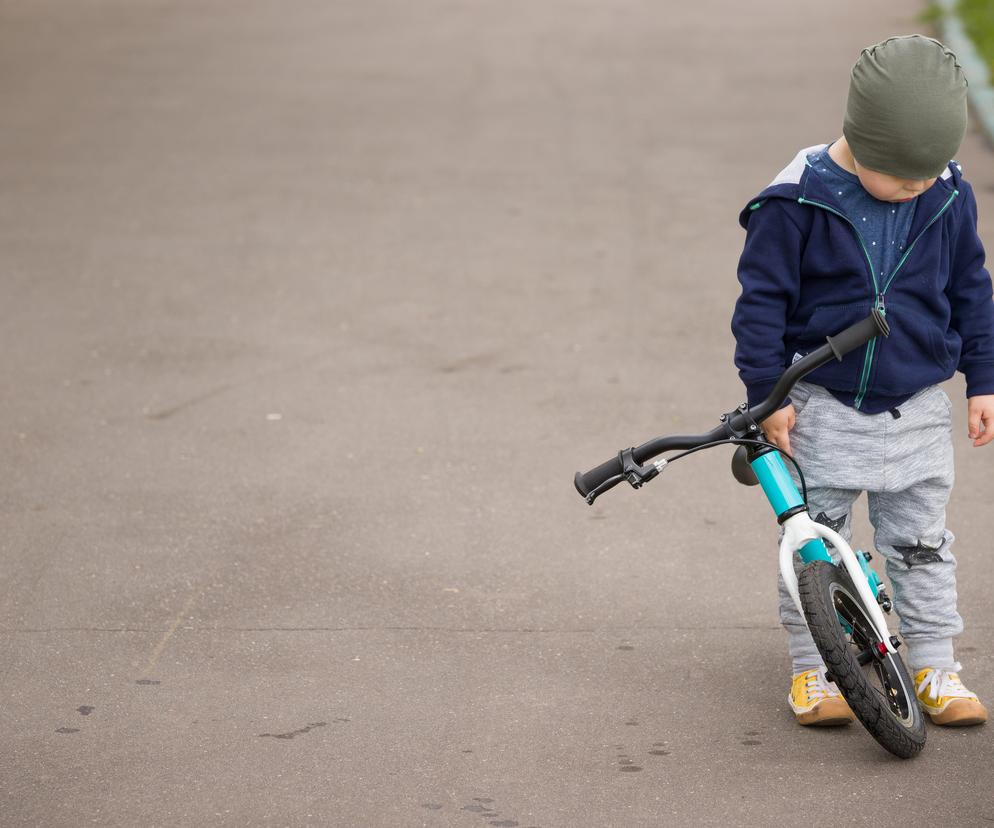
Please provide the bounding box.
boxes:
[656,438,809,505]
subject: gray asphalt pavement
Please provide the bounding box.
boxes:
[2,1,994,825]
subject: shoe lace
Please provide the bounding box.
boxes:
[804,668,839,701]
[917,669,973,701]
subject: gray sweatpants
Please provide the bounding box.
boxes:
[778,381,963,674]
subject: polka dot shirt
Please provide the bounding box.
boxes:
[807,144,917,285]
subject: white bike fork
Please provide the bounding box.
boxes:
[778,511,896,655]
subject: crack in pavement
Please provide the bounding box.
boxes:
[258,721,328,740]
[142,347,341,420]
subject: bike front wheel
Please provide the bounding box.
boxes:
[798,560,926,759]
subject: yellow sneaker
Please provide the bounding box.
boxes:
[914,668,988,726]
[789,667,856,726]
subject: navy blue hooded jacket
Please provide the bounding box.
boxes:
[732,144,994,414]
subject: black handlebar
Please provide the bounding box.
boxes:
[573,309,889,504]
[825,310,891,362]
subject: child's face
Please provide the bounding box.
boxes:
[854,162,937,203]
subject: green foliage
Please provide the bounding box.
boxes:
[959,0,994,79]
[917,2,946,23]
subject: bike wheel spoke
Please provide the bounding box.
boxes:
[836,591,912,719]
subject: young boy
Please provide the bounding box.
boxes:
[732,35,992,727]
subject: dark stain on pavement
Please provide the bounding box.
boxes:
[77,705,94,716]
[258,721,327,739]
[616,750,642,772]
[459,797,535,827]
[439,353,499,374]
[743,730,762,744]
[145,383,234,421]
[55,727,79,734]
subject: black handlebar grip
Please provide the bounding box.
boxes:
[574,454,624,500]
[824,308,890,361]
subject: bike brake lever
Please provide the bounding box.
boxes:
[583,473,624,505]
[582,450,668,506]
[620,447,666,489]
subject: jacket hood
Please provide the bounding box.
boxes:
[738,144,963,229]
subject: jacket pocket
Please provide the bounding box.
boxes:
[797,302,871,344]
[792,302,872,392]
[871,304,953,395]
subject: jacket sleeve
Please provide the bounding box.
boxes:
[947,180,994,397]
[731,200,803,407]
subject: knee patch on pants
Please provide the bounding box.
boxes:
[880,529,955,569]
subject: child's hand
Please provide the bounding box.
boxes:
[764,403,796,454]
[967,395,994,447]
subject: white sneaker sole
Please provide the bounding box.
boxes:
[788,693,855,726]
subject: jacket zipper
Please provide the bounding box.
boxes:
[880,188,959,295]
[797,188,959,408]
[796,196,879,291]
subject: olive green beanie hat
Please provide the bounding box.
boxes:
[843,34,968,180]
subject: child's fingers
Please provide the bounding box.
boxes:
[968,407,982,439]
[769,427,790,455]
[973,411,994,447]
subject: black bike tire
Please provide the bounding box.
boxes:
[797,560,926,759]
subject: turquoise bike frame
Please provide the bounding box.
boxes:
[749,451,832,564]
[749,450,882,596]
